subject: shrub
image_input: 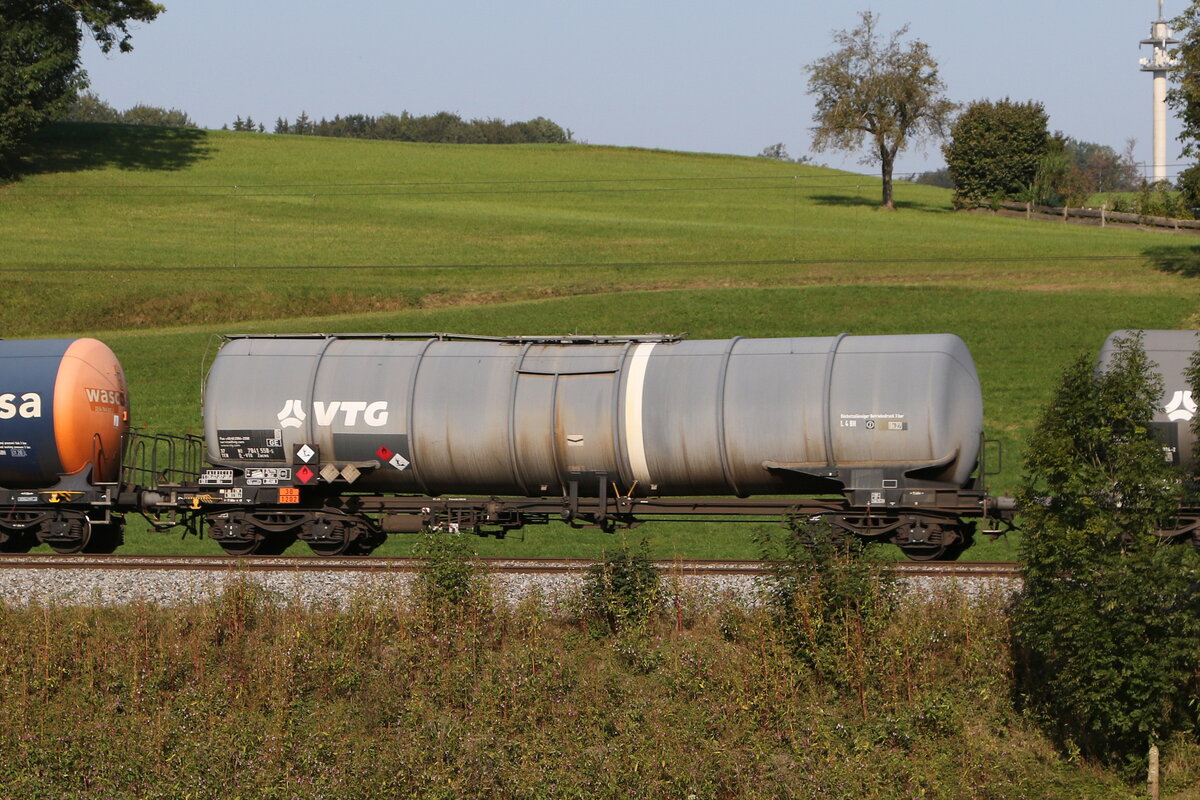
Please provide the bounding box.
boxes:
[1014,332,1200,774]
[411,530,486,607]
[579,538,662,634]
[756,520,897,713]
[1179,164,1200,214]
[944,98,1049,207]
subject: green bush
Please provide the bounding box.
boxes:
[1179,164,1200,214]
[944,98,1049,207]
[756,520,897,710]
[412,530,487,607]
[579,538,663,634]
[1014,332,1200,774]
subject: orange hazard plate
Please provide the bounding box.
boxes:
[278,487,301,504]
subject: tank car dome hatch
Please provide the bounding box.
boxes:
[203,332,983,499]
[0,338,129,488]
[1099,329,1200,469]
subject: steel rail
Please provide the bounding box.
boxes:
[0,554,1021,578]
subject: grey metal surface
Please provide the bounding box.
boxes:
[1099,329,1200,468]
[204,333,983,497]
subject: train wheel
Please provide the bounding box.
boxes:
[216,535,263,556]
[41,517,90,554]
[302,518,374,556]
[208,514,285,556]
[307,540,351,556]
[896,521,972,561]
[898,541,950,561]
[349,528,386,556]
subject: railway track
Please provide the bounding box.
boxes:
[0,553,1021,578]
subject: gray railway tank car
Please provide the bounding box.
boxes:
[199,333,994,556]
[1099,330,1199,470]
[204,333,983,497]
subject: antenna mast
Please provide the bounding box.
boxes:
[1141,0,1179,183]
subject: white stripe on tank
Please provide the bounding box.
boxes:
[624,342,656,487]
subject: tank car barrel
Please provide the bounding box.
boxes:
[202,333,984,502]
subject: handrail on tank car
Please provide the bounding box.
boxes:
[122,432,205,490]
[218,332,688,345]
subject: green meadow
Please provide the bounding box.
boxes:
[4,122,1200,558]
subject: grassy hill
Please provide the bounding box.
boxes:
[3,122,1200,558]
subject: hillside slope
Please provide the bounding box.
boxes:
[2,123,1192,336]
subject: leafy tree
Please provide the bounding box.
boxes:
[1178,162,1200,210]
[63,91,121,123]
[806,11,955,209]
[943,99,1049,207]
[1014,332,1200,773]
[758,142,791,161]
[117,103,193,127]
[908,167,953,189]
[522,116,572,144]
[0,1,163,173]
[1062,136,1140,193]
[1028,139,1071,207]
[1169,2,1200,159]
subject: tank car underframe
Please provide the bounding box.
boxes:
[162,486,1012,560]
[208,506,387,556]
[0,483,124,554]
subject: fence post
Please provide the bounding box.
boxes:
[1149,743,1160,800]
[1101,203,1106,227]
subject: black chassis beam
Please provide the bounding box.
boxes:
[0,484,121,527]
[152,483,1008,534]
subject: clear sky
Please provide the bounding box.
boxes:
[79,0,1188,180]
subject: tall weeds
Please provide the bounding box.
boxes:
[0,574,1171,799]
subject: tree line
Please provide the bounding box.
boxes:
[63,94,575,146]
[64,91,194,128]
[0,2,572,175]
[237,111,573,145]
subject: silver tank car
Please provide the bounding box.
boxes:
[203,333,983,499]
[1099,330,1200,469]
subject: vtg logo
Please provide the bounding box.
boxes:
[276,399,389,429]
[0,392,42,420]
[1165,389,1198,422]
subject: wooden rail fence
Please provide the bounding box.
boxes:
[971,201,1200,234]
